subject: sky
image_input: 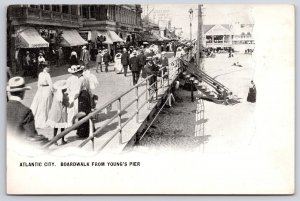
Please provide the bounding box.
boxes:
[142,4,254,39]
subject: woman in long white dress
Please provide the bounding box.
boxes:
[30,64,53,128]
[114,52,123,74]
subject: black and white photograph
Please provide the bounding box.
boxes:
[5,3,294,195]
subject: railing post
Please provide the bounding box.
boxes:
[146,78,150,109]
[167,67,170,88]
[89,119,95,151]
[118,98,122,144]
[155,77,158,100]
[135,85,139,123]
[161,67,164,90]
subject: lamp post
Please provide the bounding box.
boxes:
[189,8,193,41]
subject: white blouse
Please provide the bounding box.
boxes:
[38,70,52,88]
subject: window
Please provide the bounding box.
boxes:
[90,6,96,18]
[82,5,89,18]
[71,5,77,15]
[52,5,60,12]
[241,24,245,28]
[29,5,39,9]
[62,5,69,14]
[43,5,50,10]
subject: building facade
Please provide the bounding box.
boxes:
[7,4,143,74]
[79,5,143,50]
[7,4,87,74]
[203,23,255,51]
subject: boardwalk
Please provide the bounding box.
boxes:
[21,53,178,154]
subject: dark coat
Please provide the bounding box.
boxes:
[121,52,130,66]
[129,56,141,72]
[247,85,256,103]
[7,100,38,138]
[102,52,110,63]
[143,63,159,87]
[161,57,169,67]
[137,53,147,67]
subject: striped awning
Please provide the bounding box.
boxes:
[18,27,49,48]
[60,30,88,47]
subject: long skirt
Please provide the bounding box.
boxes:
[247,88,256,103]
[67,99,78,126]
[77,90,91,138]
[30,86,53,128]
[114,58,123,73]
[47,99,69,129]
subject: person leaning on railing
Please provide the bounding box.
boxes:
[142,57,160,100]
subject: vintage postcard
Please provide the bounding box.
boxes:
[6,4,294,194]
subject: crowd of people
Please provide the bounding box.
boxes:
[7,42,176,146]
[7,61,99,145]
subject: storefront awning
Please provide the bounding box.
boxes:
[97,31,124,44]
[61,30,88,47]
[18,27,49,48]
[97,31,113,44]
[161,35,171,41]
[108,31,124,43]
[143,34,158,42]
[79,31,92,41]
[152,33,164,42]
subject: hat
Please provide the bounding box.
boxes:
[53,80,68,90]
[7,76,32,92]
[146,56,153,61]
[68,65,84,74]
[82,46,87,50]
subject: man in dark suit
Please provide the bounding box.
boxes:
[137,50,147,71]
[129,51,141,85]
[102,49,110,72]
[7,76,48,144]
[121,48,130,77]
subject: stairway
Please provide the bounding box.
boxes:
[180,58,231,104]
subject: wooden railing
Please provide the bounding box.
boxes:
[44,59,182,152]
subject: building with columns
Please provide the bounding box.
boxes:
[203,24,233,49]
[203,22,254,51]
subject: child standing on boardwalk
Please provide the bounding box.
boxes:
[47,80,70,145]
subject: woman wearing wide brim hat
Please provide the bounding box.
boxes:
[47,80,70,145]
[30,63,53,129]
[68,64,84,74]
[66,65,84,127]
[114,52,123,74]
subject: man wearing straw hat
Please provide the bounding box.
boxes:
[80,46,90,68]
[7,76,48,143]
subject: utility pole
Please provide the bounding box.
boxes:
[189,8,193,42]
[197,4,204,70]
